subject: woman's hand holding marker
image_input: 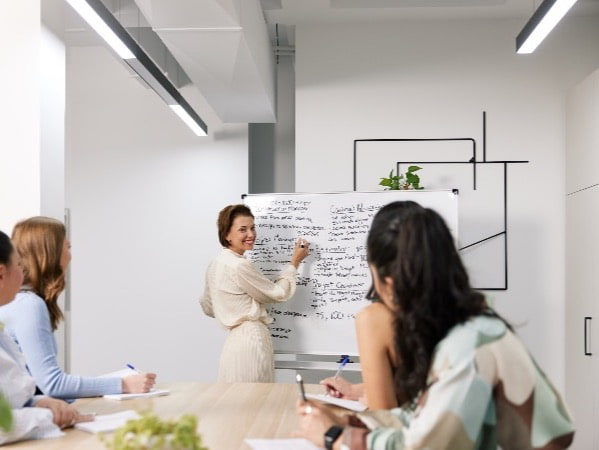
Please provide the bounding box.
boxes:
[291,238,309,268]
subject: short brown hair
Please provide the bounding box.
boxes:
[217,204,254,247]
[12,216,66,330]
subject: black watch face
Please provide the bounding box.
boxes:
[325,425,343,449]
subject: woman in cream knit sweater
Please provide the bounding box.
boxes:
[200,204,309,382]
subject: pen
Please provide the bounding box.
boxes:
[334,356,350,379]
[126,364,139,373]
[296,373,307,401]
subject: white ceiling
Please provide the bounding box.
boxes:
[263,0,599,23]
[54,0,599,126]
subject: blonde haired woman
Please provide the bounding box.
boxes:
[0,229,92,444]
[0,217,156,399]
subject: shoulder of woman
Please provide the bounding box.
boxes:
[13,291,49,317]
[356,302,393,324]
[235,256,259,274]
[451,315,506,340]
[435,315,507,362]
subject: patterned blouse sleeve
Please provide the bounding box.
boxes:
[361,357,492,449]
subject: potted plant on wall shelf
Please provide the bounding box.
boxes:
[379,165,424,190]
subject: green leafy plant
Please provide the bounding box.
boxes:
[379,165,424,190]
[103,413,208,450]
[0,393,12,432]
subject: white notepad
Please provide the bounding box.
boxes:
[74,410,140,434]
[103,389,170,401]
[306,393,367,412]
[99,367,169,400]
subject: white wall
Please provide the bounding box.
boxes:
[294,17,599,390]
[0,3,65,233]
[40,24,67,370]
[0,3,68,368]
[65,46,248,382]
[40,26,65,222]
[0,2,42,233]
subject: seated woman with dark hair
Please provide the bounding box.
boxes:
[295,201,574,450]
[0,230,92,445]
[320,202,426,411]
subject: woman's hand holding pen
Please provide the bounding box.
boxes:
[293,400,346,449]
[122,372,157,393]
[320,377,363,401]
[291,238,310,268]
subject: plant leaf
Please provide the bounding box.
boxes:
[406,173,420,185]
[0,393,13,432]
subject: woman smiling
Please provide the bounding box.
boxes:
[200,204,309,382]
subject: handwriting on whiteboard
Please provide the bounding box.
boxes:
[246,197,379,347]
[244,191,458,354]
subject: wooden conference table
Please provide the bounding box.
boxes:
[5,382,322,450]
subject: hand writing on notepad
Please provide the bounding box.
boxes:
[320,377,364,402]
[122,364,157,393]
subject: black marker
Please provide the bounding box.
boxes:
[296,373,307,401]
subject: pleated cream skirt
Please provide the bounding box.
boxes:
[218,320,274,383]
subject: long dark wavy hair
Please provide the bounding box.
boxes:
[367,201,500,403]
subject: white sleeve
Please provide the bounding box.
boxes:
[0,407,62,445]
[235,259,297,304]
[200,268,215,317]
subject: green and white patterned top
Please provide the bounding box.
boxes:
[356,315,574,450]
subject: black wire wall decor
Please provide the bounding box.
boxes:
[352,111,529,291]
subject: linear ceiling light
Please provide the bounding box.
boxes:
[65,0,208,136]
[516,0,579,54]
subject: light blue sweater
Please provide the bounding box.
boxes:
[0,291,121,399]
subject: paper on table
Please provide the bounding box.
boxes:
[98,367,169,400]
[306,393,367,412]
[103,389,170,401]
[245,438,320,450]
[74,410,140,433]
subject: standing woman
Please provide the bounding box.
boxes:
[0,217,156,399]
[0,230,92,444]
[201,204,309,382]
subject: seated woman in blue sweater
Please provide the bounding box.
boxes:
[0,217,156,399]
[0,229,93,444]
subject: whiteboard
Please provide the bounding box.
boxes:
[244,190,458,355]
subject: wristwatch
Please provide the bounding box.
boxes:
[324,425,344,450]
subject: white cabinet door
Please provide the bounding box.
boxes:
[565,186,599,449]
[566,68,599,194]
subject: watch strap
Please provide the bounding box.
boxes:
[324,425,344,450]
